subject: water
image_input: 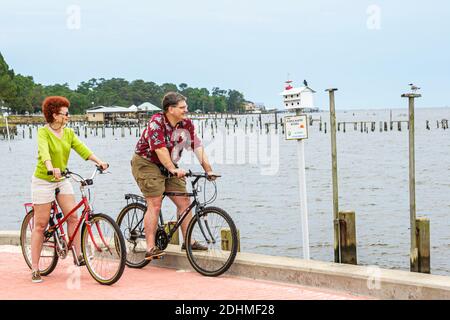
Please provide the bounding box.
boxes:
[1,108,449,275]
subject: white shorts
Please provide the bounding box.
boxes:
[31,176,74,205]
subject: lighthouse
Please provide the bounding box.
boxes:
[281,79,316,111]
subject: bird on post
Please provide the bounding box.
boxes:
[303,79,308,87]
[409,83,420,93]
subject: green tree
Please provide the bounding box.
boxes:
[226,90,245,113]
[0,52,17,110]
[11,74,35,114]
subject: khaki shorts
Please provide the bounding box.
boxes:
[31,175,74,205]
[131,153,186,198]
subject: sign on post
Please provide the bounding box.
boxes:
[284,115,309,140]
[283,113,310,260]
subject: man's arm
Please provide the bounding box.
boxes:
[155,147,179,173]
[194,146,213,173]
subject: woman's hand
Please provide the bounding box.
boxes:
[53,168,62,180]
[97,161,109,171]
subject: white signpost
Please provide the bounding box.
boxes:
[281,80,314,260]
[287,115,310,260]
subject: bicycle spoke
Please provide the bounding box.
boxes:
[117,203,149,268]
[82,214,125,284]
[186,208,237,276]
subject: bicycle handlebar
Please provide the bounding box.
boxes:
[185,170,221,179]
[47,165,110,185]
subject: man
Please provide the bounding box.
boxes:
[131,92,216,260]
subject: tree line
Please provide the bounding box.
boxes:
[0,52,246,115]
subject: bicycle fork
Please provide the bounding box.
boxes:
[196,213,216,245]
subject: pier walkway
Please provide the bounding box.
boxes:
[0,246,366,300]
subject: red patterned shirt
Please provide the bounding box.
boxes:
[135,112,202,165]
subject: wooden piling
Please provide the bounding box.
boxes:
[416,217,430,274]
[164,221,179,245]
[221,228,240,252]
[338,211,357,265]
[402,93,421,272]
[326,88,340,263]
[274,112,278,130]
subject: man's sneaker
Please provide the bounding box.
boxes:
[181,241,208,251]
[145,247,165,260]
[31,270,42,283]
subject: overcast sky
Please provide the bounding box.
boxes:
[1,0,449,109]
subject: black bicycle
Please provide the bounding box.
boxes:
[116,171,238,277]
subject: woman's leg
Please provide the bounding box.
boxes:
[31,203,52,270]
[56,194,81,256]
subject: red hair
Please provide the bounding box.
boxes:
[42,96,70,123]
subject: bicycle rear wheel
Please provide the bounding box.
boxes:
[116,203,150,268]
[185,206,238,277]
[20,210,59,276]
[81,213,126,285]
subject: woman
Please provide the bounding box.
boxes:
[30,96,108,283]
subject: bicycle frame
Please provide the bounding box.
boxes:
[24,170,111,256]
[126,174,217,244]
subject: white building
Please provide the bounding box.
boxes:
[86,102,162,123]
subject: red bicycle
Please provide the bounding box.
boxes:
[20,166,126,285]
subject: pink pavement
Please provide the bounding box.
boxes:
[0,252,371,300]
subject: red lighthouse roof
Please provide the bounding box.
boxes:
[285,80,293,90]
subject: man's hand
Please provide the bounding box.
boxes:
[170,168,187,179]
[206,171,219,181]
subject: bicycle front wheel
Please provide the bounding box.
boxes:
[81,213,126,285]
[20,210,59,276]
[185,207,238,277]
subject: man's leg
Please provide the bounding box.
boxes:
[168,195,191,242]
[144,195,163,251]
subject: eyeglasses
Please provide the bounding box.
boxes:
[170,105,187,110]
[58,112,70,117]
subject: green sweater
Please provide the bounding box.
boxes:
[34,126,93,182]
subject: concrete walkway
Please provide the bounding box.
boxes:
[0,246,368,300]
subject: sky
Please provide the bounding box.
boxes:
[1,0,449,110]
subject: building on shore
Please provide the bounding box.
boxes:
[243,101,266,113]
[86,102,161,123]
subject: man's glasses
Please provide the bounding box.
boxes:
[171,106,187,110]
[58,112,70,117]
